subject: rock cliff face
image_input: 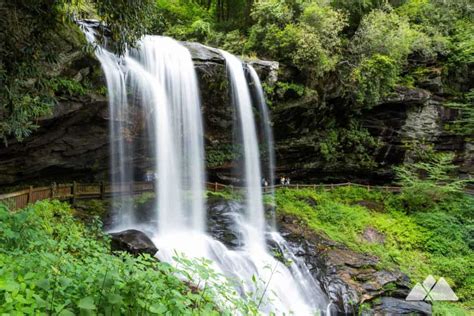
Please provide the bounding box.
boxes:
[273,85,472,184]
[0,38,470,187]
[0,39,280,187]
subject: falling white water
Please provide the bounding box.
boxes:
[82,24,134,230]
[220,50,266,249]
[248,65,277,228]
[220,50,328,314]
[129,36,206,235]
[83,21,328,314]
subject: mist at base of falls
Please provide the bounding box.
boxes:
[82,21,329,315]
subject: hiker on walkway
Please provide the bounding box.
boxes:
[280,177,286,185]
[286,177,291,186]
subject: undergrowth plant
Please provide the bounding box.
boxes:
[0,200,257,315]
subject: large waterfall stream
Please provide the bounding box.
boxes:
[83,22,328,315]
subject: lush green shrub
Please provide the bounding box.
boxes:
[351,54,399,107]
[0,200,254,315]
[351,8,417,61]
[246,0,347,80]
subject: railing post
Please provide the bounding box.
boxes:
[367,185,370,192]
[51,182,57,198]
[214,182,218,192]
[27,186,33,204]
[100,181,105,200]
[331,183,334,190]
[313,184,316,190]
[72,181,77,204]
[230,185,234,194]
[296,184,299,190]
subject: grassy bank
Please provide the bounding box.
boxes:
[275,186,473,314]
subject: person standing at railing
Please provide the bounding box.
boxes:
[280,177,285,185]
[286,177,291,186]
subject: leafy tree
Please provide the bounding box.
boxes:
[351,8,417,62]
[246,1,347,81]
[394,152,468,212]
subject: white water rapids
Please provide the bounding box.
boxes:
[82,22,329,315]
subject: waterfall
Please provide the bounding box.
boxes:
[220,50,266,249]
[82,25,135,230]
[82,21,328,315]
[220,50,328,314]
[248,65,277,228]
[129,36,206,235]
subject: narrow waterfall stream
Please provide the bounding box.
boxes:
[82,22,328,315]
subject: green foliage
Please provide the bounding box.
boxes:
[352,8,417,61]
[0,200,256,314]
[275,186,473,309]
[394,152,468,212]
[94,0,154,54]
[206,144,238,168]
[49,78,88,96]
[275,81,305,99]
[444,90,474,138]
[246,1,347,80]
[152,0,215,41]
[351,54,399,107]
[318,121,381,169]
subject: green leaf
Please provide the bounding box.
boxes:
[2,280,20,292]
[33,294,48,308]
[149,303,167,314]
[107,293,122,305]
[77,296,96,310]
[58,309,75,316]
[36,278,50,291]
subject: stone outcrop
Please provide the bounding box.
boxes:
[277,214,432,315]
[109,229,158,256]
[273,83,472,183]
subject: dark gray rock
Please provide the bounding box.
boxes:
[207,198,244,249]
[110,229,158,256]
[384,86,431,105]
[368,297,432,315]
[182,42,223,63]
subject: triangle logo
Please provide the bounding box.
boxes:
[406,275,458,301]
[406,283,428,301]
[429,277,459,301]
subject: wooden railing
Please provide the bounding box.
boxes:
[0,181,154,211]
[1,181,471,211]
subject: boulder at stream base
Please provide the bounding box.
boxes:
[110,229,158,256]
